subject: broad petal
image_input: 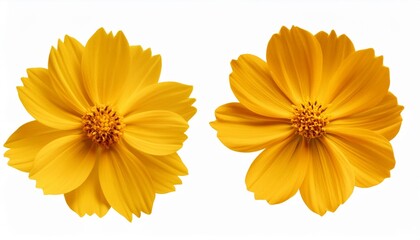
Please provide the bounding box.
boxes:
[325,127,396,188]
[125,142,188,194]
[329,92,403,140]
[4,121,77,172]
[315,30,355,102]
[300,139,355,215]
[324,49,390,119]
[30,135,96,194]
[18,68,81,130]
[118,46,162,105]
[48,36,92,113]
[98,145,155,221]
[119,82,196,121]
[124,110,188,156]
[230,54,293,118]
[65,164,110,217]
[82,28,130,106]
[267,26,323,104]
[211,103,294,152]
[246,137,309,204]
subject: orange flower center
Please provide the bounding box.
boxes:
[291,101,328,140]
[82,106,125,148]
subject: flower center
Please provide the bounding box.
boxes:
[82,106,125,148]
[291,101,328,140]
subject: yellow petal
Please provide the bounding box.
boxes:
[315,30,355,102]
[230,54,293,118]
[4,121,76,172]
[329,92,403,141]
[65,163,110,217]
[324,49,390,119]
[266,26,323,103]
[30,135,96,194]
[119,82,196,121]
[300,139,355,215]
[48,36,92,113]
[119,46,162,103]
[82,28,130,106]
[246,137,309,204]
[18,68,81,130]
[210,103,294,152]
[325,127,396,188]
[124,110,188,156]
[125,142,187,194]
[98,145,155,221]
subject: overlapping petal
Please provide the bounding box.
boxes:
[30,135,96,194]
[300,140,355,215]
[315,30,355,102]
[266,26,323,103]
[124,110,189,156]
[48,35,91,113]
[230,54,293,118]
[211,103,294,152]
[18,68,81,130]
[126,143,188,194]
[329,92,403,140]
[120,82,196,121]
[119,46,162,103]
[4,121,77,172]
[65,164,110,217]
[98,145,155,221]
[82,28,131,106]
[246,137,309,204]
[324,49,390,119]
[325,127,395,188]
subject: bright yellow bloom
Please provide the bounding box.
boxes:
[211,26,403,215]
[4,28,196,221]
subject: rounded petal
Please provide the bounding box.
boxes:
[4,121,77,172]
[98,145,155,221]
[299,139,355,215]
[125,142,188,194]
[18,68,81,130]
[230,54,293,118]
[246,137,309,204]
[124,110,189,156]
[82,28,130,106]
[29,135,96,194]
[325,127,396,188]
[65,164,110,217]
[329,92,403,140]
[315,30,355,102]
[48,35,92,113]
[266,26,323,103]
[210,103,294,152]
[324,49,390,119]
[119,82,196,121]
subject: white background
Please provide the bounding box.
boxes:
[0,0,419,239]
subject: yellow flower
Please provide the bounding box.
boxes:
[211,26,403,215]
[4,28,196,221]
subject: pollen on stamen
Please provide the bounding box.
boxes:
[291,101,328,140]
[81,106,125,148]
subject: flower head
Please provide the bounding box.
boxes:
[211,26,403,215]
[4,28,196,221]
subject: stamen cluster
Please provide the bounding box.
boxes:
[82,106,125,148]
[291,101,328,140]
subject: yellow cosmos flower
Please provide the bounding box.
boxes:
[211,26,403,215]
[4,28,196,221]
